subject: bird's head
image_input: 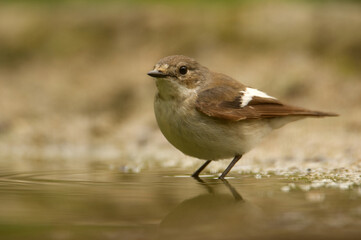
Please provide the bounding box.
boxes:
[148,55,210,99]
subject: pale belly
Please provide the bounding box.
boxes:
[154,97,273,160]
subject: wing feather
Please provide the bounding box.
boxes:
[195,87,337,121]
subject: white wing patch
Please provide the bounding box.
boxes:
[240,87,276,107]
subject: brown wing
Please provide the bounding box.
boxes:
[195,86,337,121]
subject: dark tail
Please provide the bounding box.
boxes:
[300,110,338,117]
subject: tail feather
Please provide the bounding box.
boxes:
[256,103,339,118]
[268,109,338,129]
[307,111,338,117]
[288,108,339,117]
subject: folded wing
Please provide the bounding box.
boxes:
[196,86,337,121]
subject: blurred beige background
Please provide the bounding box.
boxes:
[0,1,360,174]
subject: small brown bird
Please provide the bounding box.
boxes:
[147,55,337,179]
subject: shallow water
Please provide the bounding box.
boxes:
[0,165,360,240]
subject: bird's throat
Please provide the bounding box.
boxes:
[156,78,196,101]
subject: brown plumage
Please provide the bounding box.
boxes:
[196,83,337,121]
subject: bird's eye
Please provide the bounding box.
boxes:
[179,66,188,75]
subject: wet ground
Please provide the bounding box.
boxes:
[0,164,360,240]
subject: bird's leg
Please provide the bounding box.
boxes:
[219,155,242,179]
[191,160,212,178]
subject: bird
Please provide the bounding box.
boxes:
[147,55,337,179]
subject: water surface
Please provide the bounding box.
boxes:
[0,166,360,240]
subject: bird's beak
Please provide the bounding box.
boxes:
[147,70,169,78]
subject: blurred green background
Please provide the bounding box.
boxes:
[0,0,360,170]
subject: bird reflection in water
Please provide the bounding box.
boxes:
[159,178,263,240]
